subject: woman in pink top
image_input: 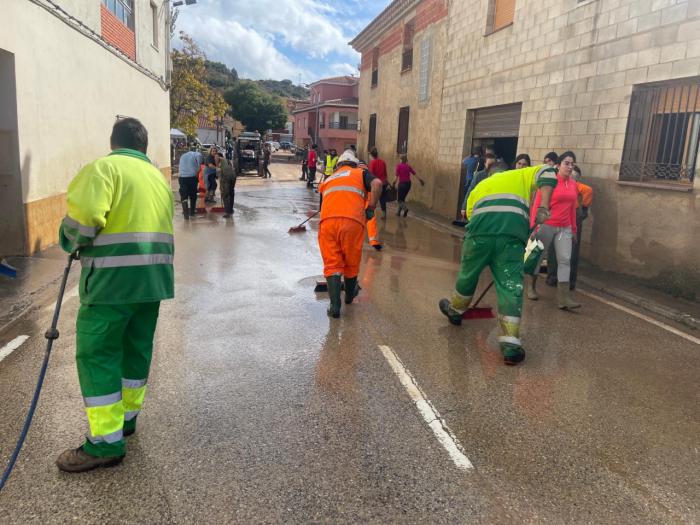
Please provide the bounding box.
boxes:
[392,155,424,217]
[527,151,581,309]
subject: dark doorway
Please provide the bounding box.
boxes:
[456,103,522,219]
[0,49,25,255]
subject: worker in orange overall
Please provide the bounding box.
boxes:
[318,150,383,318]
[357,159,383,251]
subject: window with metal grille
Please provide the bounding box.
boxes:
[620,78,700,186]
[368,114,377,150]
[401,21,415,73]
[418,36,432,103]
[397,107,410,154]
[103,0,134,30]
[371,47,379,88]
[491,0,515,33]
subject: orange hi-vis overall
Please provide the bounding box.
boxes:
[366,203,381,247]
[318,166,368,278]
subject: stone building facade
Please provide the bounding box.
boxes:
[353,0,700,295]
[1,0,171,256]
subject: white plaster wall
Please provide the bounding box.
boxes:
[0,0,170,203]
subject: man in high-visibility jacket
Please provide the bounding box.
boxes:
[438,165,557,366]
[56,118,174,472]
[324,149,338,178]
[318,150,382,318]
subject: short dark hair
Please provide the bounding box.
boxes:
[111,117,148,153]
[557,150,577,164]
[471,146,482,156]
[370,147,378,158]
[483,152,496,160]
[312,144,318,149]
[544,151,558,163]
[514,153,531,167]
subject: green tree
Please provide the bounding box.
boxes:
[170,32,227,137]
[205,60,238,90]
[255,79,309,99]
[224,80,287,132]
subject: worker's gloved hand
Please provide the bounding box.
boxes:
[535,207,550,225]
[365,207,375,220]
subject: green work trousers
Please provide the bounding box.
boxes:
[76,301,160,457]
[454,234,525,351]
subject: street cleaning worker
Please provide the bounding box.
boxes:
[318,149,382,318]
[358,157,383,251]
[56,118,174,472]
[438,164,557,366]
[324,148,338,178]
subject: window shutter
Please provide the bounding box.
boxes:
[493,0,515,31]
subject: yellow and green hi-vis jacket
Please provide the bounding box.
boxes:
[59,148,174,305]
[466,164,557,243]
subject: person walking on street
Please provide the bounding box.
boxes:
[177,145,202,220]
[527,151,581,309]
[545,165,593,289]
[263,144,272,178]
[204,146,218,203]
[56,118,174,472]
[307,144,318,188]
[300,145,309,181]
[439,164,558,365]
[318,150,382,318]
[219,151,237,218]
[393,155,424,217]
[369,148,389,218]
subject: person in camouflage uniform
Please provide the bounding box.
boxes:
[218,152,237,218]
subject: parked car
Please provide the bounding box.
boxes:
[280,141,293,150]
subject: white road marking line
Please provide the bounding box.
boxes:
[0,335,30,363]
[378,344,473,470]
[578,290,700,346]
[43,285,79,313]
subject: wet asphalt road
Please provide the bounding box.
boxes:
[0,169,698,524]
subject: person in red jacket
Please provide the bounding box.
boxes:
[306,144,318,188]
[368,148,388,218]
[527,151,581,310]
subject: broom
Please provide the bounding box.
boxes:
[462,281,495,319]
[288,211,319,233]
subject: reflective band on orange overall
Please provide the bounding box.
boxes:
[318,218,365,278]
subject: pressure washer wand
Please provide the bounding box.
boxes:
[0,253,76,492]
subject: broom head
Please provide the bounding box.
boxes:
[288,225,307,233]
[462,306,495,320]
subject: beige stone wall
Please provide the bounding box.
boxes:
[357,17,449,213]
[430,0,700,291]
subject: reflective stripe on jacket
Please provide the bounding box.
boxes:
[466,165,557,243]
[59,148,175,305]
[319,167,367,225]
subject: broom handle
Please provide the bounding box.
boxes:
[471,280,494,309]
[297,210,319,227]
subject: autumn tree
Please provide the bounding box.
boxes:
[170,32,227,137]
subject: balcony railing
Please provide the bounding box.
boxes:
[327,121,356,130]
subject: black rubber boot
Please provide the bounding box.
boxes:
[439,299,463,326]
[344,277,360,304]
[326,275,342,318]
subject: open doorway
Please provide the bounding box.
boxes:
[0,49,25,255]
[456,103,522,219]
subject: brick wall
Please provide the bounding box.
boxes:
[100,4,135,61]
[360,0,448,71]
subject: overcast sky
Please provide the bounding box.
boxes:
[173,0,385,84]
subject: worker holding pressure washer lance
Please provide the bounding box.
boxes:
[50,117,175,473]
[438,164,558,366]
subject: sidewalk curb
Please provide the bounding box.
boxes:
[406,207,700,332]
[577,277,700,331]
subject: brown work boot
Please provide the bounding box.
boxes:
[56,445,124,473]
[557,283,581,310]
[526,275,539,300]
